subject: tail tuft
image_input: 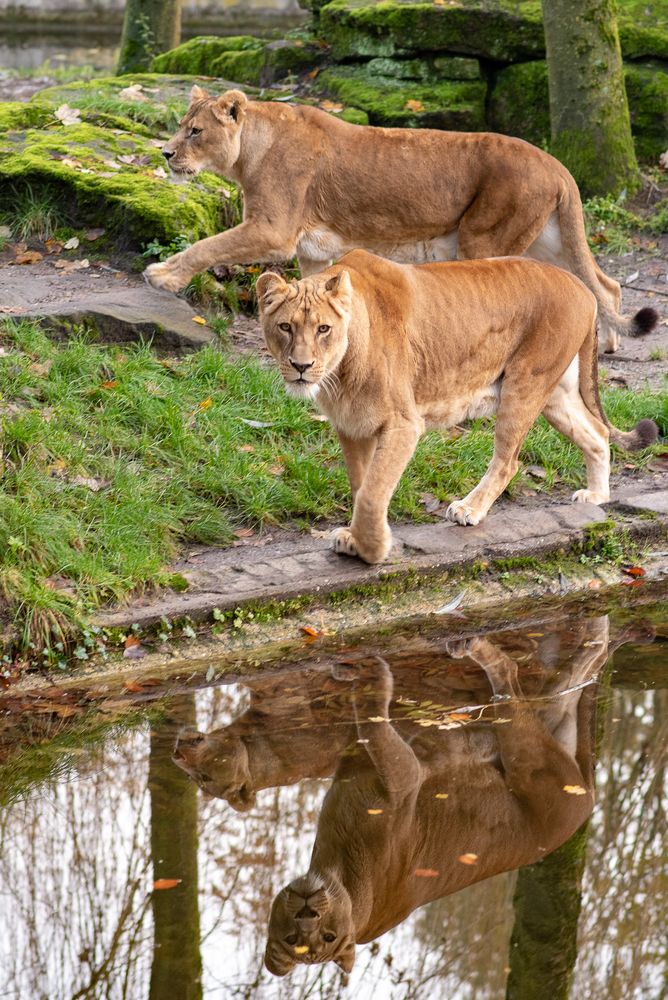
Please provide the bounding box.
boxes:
[610,418,659,452]
[631,307,659,336]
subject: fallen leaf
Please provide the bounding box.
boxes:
[84,228,105,241]
[153,878,182,890]
[14,249,43,265]
[118,83,149,102]
[301,625,320,637]
[239,418,274,428]
[458,853,478,865]
[102,159,121,170]
[368,716,390,723]
[415,868,440,877]
[405,99,425,112]
[563,784,587,796]
[71,475,104,491]
[238,444,255,452]
[420,491,443,513]
[319,99,344,112]
[449,712,471,722]
[622,566,645,578]
[647,452,668,473]
[268,463,284,475]
[435,589,467,615]
[153,166,168,178]
[198,397,213,410]
[192,315,207,325]
[625,270,640,285]
[63,236,80,250]
[55,103,82,125]
[123,677,145,691]
[367,808,384,815]
[587,579,602,590]
[44,238,63,254]
[310,413,328,421]
[54,258,90,272]
[100,379,118,389]
[117,153,152,166]
[123,645,146,660]
[526,464,547,480]
[233,527,254,538]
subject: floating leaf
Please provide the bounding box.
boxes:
[153,878,182,890]
[458,853,478,865]
[563,784,587,796]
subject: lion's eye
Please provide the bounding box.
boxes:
[189,127,202,137]
[278,322,292,333]
[323,932,337,943]
[317,324,331,335]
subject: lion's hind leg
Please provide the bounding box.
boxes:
[541,359,610,505]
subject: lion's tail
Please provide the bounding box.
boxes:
[578,313,659,451]
[557,176,659,347]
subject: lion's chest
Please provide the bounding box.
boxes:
[418,382,501,429]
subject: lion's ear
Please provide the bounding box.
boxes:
[334,941,356,974]
[256,272,289,314]
[215,89,248,123]
[190,84,209,102]
[264,944,296,977]
[324,269,352,317]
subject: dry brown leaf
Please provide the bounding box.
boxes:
[233,527,254,538]
[55,104,82,126]
[301,625,320,637]
[15,250,43,265]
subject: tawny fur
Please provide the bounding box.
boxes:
[144,87,659,353]
[258,251,658,565]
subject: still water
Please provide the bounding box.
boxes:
[0,593,666,999]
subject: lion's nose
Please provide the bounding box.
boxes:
[163,149,175,161]
[289,358,313,374]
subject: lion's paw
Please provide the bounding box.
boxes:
[572,489,609,505]
[445,500,485,526]
[143,260,189,293]
[331,526,359,558]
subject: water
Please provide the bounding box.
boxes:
[0,592,666,999]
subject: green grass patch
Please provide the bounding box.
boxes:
[0,319,665,661]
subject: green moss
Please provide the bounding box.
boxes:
[366,55,480,81]
[0,122,228,246]
[33,73,246,134]
[150,35,263,75]
[319,65,486,128]
[263,39,329,83]
[624,61,668,161]
[210,48,265,86]
[488,61,550,146]
[617,0,668,59]
[338,106,369,125]
[0,102,56,132]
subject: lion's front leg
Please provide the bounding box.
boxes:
[144,221,297,292]
[332,420,421,564]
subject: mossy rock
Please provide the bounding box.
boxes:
[34,73,257,136]
[366,55,480,81]
[318,0,545,63]
[318,65,486,128]
[0,120,232,246]
[625,61,668,161]
[150,36,264,75]
[489,59,668,163]
[209,48,266,85]
[317,0,668,64]
[0,102,58,132]
[263,39,329,83]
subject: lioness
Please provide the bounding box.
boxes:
[257,250,658,565]
[144,87,658,353]
[265,619,610,977]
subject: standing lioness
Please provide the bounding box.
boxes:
[258,251,658,564]
[144,87,658,353]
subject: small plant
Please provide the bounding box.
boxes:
[583,194,642,254]
[142,233,191,261]
[649,347,665,361]
[9,184,63,242]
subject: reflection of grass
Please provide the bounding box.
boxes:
[0,318,665,659]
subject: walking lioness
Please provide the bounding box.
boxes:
[258,251,658,564]
[144,87,658,353]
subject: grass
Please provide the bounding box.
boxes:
[2,184,64,242]
[0,318,666,662]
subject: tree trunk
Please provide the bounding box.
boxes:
[117,0,182,75]
[149,695,203,1000]
[541,0,640,197]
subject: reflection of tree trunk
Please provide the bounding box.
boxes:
[506,821,589,1000]
[149,695,202,1000]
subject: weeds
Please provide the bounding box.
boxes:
[3,184,63,242]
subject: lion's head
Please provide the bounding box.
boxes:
[257,270,353,401]
[161,86,248,178]
[172,727,256,812]
[265,873,356,977]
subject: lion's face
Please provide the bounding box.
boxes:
[172,728,256,812]
[265,873,356,977]
[161,86,247,178]
[257,270,353,401]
